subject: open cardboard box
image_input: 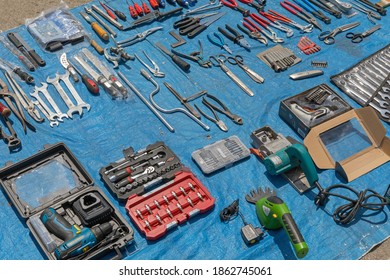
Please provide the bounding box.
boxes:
[304,107,390,182]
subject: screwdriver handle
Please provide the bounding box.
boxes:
[149,0,159,9]
[129,6,138,18]
[91,22,109,41]
[134,3,144,15]
[142,2,151,14]
[115,10,127,21]
[0,102,11,118]
[81,75,100,95]
[171,54,190,72]
[101,3,118,20]
[13,67,34,84]
[90,39,104,55]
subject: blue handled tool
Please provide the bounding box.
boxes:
[295,0,331,24]
[207,32,233,54]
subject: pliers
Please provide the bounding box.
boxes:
[218,24,251,51]
[117,26,163,47]
[265,9,313,33]
[171,40,212,68]
[135,51,165,78]
[195,94,243,132]
[237,21,268,46]
[280,1,322,31]
[207,32,233,54]
[292,0,330,25]
[248,14,284,43]
[220,0,250,17]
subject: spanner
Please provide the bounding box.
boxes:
[0,117,21,150]
[350,73,390,101]
[60,72,91,112]
[36,83,68,121]
[30,87,61,122]
[361,63,390,84]
[47,73,83,118]
[355,69,390,94]
[343,76,389,108]
[32,100,60,127]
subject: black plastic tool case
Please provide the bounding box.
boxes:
[0,143,134,260]
[99,142,182,200]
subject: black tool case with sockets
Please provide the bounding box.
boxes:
[279,84,352,138]
[0,143,134,260]
[330,44,390,123]
[99,141,183,200]
[100,142,215,241]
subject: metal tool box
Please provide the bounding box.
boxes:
[0,143,134,260]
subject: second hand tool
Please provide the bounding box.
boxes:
[221,0,250,17]
[80,12,110,41]
[207,32,233,54]
[280,0,322,31]
[155,42,190,72]
[175,12,225,39]
[318,21,360,44]
[72,64,100,95]
[209,55,254,97]
[218,24,251,51]
[101,1,127,21]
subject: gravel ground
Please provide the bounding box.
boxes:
[0,0,388,260]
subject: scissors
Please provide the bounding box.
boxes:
[318,21,360,44]
[346,24,381,43]
[225,55,264,83]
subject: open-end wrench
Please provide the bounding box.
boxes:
[47,73,83,119]
[355,69,390,93]
[37,83,68,121]
[32,100,59,127]
[350,73,390,101]
[361,63,389,83]
[341,80,389,108]
[368,59,389,76]
[60,72,91,112]
[30,87,61,122]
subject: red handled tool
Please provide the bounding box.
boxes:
[148,0,159,9]
[221,0,250,17]
[238,0,265,12]
[125,0,138,18]
[141,0,151,14]
[131,0,144,16]
[0,102,11,118]
[72,65,100,95]
[99,1,118,21]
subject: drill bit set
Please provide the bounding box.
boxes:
[257,45,301,72]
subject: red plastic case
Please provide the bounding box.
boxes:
[125,170,215,240]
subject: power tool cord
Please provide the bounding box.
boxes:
[315,183,389,225]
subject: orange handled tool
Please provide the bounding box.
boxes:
[148,0,159,9]
[91,22,109,41]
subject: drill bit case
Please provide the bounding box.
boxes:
[99,141,183,200]
[0,142,134,260]
[279,84,352,138]
[125,170,215,240]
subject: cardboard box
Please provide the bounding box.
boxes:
[279,84,352,138]
[304,107,390,182]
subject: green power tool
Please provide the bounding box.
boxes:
[246,187,309,259]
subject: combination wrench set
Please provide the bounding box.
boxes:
[331,44,390,122]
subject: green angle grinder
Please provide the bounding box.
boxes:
[246,187,309,259]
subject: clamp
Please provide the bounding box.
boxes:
[171,40,212,68]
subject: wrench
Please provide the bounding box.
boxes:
[368,58,389,76]
[60,72,91,112]
[47,73,83,118]
[361,63,390,84]
[37,83,68,121]
[343,76,389,108]
[30,87,61,122]
[350,73,390,102]
[32,100,60,127]
[0,117,21,150]
[355,68,390,93]
[131,166,155,180]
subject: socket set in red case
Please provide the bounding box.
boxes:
[125,170,215,240]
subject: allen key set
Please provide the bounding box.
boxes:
[331,44,390,122]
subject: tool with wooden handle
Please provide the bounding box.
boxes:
[80,12,110,41]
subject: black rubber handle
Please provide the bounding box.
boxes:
[251,2,265,12]
[236,6,250,17]
[282,213,305,245]
[28,50,46,67]
[218,27,236,42]
[172,55,191,72]
[173,17,195,29]
[225,24,240,37]
[188,25,208,38]
[13,68,34,84]
[179,22,200,35]
[40,208,74,241]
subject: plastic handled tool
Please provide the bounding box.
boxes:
[80,12,110,41]
[91,4,124,30]
[0,102,11,118]
[176,0,189,7]
[246,188,309,259]
[289,69,324,80]
[0,35,35,72]
[157,0,166,7]
[131,0,144,16]
[40,208,113,260]
[221,0,250,17]
[155,42,190,72]
[72,64,100,95]
[102,1,127,21]
[100,1,118,20]
[238,0,265,12]
[149,0,159,9]
[7,32,46,68]
[141,0,151,14]
[0,58,34,84]
[85,7,118,37]
[60,53,79,83]
[164,82,201,118]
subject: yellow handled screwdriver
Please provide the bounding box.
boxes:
[80,12,109,42]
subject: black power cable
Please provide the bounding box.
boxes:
[315,183,389,225]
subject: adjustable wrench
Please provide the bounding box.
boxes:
[30,86,62,123]
[47,73,83,118]
[60,72,91,112]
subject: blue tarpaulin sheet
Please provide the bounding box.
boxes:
[0,0,389,260]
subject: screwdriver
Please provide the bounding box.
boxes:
[99,1,118,21]
[102,1,127,21]
[157,0,166,8]
[141,0,151,14]
[126,0,139,18]
[131,0,144,16]
[148,0,159,9]
[72,64,100,95]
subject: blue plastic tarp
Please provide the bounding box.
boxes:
[0,0,389,260]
